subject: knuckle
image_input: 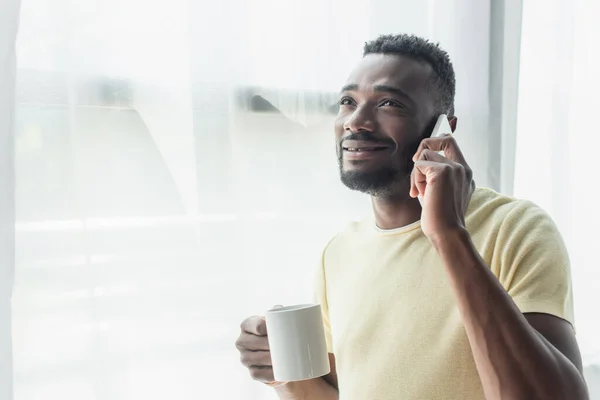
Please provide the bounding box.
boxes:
[440,163,453,173]
[456,164,471,179]
[444,135,457,146]
[249,368,260,380]
[236,330,250,345]
[249,367,271,382]
[235,337,243,350]
[240,351,251,366]
[466,167,473,179]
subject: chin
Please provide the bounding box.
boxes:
[339,168,405,197]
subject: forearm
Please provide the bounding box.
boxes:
[431,228,587,400]
[274,378,338,400]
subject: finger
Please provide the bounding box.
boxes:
[418,148,450,163]
[413,160,453,180]
[413,135,466,165]
[240,350,272,367]
[413,163,428,197]
[410,165,417,198]
[236,332,270,351]
[413,135,455,159]
[417,151,473,190]
[411,152,443,198]
[241,316,268,336]
[249,366,275,383]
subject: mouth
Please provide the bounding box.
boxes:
[341,139,393,153]
[342,146,389,152]
[341,141,393,161]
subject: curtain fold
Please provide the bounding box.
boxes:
[515,0,600,393]
[0,0,19,398]
[490,0,523,196]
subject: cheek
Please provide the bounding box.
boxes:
[334,112,346,128]
[384,121,425,161]
[397,138,422,174]
[403,139,421,163]
[385,118,423,145]
[334,115,346,139]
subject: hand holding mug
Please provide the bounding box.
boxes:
[236,304,330,385]
[236,313,285,386]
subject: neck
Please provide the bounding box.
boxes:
[371,194,422,230]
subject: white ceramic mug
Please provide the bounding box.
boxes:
[265,304,331,382]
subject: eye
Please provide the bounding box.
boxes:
[339,97,355,106]
[380,99,403,108]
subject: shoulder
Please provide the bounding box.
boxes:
[467,187,556,233]
[468,187,533,215]
[322,218,373,254]
[317,218,377,269]
[466,189,567,259]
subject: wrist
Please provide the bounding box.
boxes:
[273,381,294,394]
[427,225,470,253]
[273,381,305,400]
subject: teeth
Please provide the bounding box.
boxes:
[346,147,375,152]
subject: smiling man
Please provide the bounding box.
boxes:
[236,34,589,399]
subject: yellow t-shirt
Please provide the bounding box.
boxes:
[314,187,574,400]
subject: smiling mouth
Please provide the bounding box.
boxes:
[343,146,389,152]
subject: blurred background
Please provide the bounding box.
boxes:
[0,0,599,398]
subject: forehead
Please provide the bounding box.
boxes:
[344,53,434,99]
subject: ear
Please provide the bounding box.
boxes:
[449,116,458,132]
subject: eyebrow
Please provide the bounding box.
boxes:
[340,83,415,106]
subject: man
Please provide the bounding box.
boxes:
[235,34,589,399]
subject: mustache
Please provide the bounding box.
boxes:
[340,133,396,147]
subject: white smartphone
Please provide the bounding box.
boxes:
[430,114,452,157]
[431,114,452,138]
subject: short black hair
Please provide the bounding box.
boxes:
[363,34,456,116]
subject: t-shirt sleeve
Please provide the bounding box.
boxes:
[494,202,575,326]
[313,245,334,353]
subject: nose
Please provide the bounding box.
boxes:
[342,106,375,133]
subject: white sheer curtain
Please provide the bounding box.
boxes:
[6,0,510,399]
[0,0,18,398]
[515,0,600,394]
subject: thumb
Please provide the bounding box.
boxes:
[261,305,284,335]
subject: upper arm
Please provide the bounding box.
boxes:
[495,204,587,396]
[496,203,575,328]
[524,312,584,374]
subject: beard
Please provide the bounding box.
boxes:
[337,135,420,198]
[339,163,403,197]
